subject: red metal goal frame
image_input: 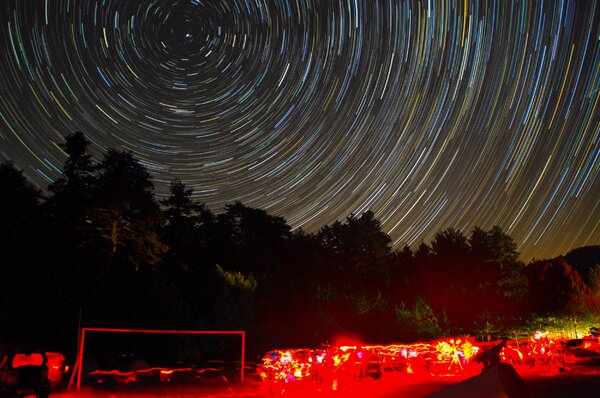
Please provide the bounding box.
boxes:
[68,327,246,390]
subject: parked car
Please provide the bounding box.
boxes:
[0,351,50,398]
[563,338,600,365]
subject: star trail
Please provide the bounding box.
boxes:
[0,0,598,261]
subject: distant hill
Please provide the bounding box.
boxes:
[564,245,600,284]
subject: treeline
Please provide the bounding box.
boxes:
[1,132,598,358]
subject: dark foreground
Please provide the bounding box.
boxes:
[51,365,600,398]
[521,368,600,398]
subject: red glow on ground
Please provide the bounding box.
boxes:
[257,332,597,395]
[52,331,600,397]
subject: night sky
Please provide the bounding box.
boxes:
[0,0,598,261]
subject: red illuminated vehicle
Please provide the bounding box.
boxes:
[0,352,50,398]
[45,352,69,388]
[563,338,600,365]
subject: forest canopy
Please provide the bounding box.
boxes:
[1,132,598,357]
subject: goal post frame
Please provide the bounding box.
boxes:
[68,327,246,390]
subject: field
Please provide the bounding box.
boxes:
[49,333,600,397]
[50,362,600,398]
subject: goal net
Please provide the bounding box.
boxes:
[68,327,246,390]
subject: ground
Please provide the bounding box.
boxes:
[50,364,600,397]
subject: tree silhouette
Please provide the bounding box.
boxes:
[482,226,526,301]
[395,297,444,340]
[49,132,95,189]
[158,178,217,329]
[2,132,596,352]
[160,179,206,270]
[525,258,590,315]
[0,161,42,250]
[45,132,99,264]
[93,149,166,269]
[215,201,292,277]
[0,161,43,277]
[388,245,415,304]
[0,161,44,345]
[414,241,432,264]
[431,228,469,259]
[317,211,392,290]
[43,133,100,347]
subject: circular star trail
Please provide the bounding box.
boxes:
[0,0,598,261]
